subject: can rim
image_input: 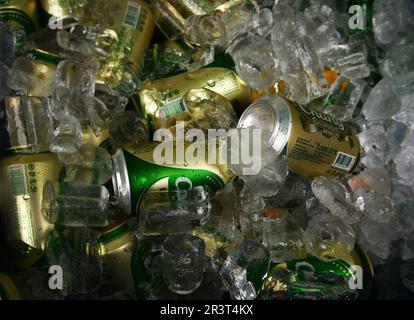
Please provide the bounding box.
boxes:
[112,149,131,216]
[237,95,292,155]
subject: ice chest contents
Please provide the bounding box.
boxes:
[237,96,361,178]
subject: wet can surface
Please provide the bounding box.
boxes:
[238,96,361,178]
[0,152,62,251]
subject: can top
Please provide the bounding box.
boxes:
[237,95,292,155]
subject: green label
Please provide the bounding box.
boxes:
[123,149,225,215]
[8,164,26,196]
[24,49,62,65]
[158,98,188,120]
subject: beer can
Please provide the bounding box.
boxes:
[94,213,136,298]
[0,0,41,48]
[136,67,251,134]
[238,95,361,178]
[260,244,374,300]
[150,0,228,40]
[111,141,235,216]
[0,152,62,251]
[38,0,70,18]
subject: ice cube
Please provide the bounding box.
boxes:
[311,176,359,225]
[108,111,149,149]
[138,187,212,236]
[228,34,280,89]
[162,234,205,295]
[362,78,401,121]
[303,213,356,261]
[263,215,306,263]
[42,181,111,227]
[49,115,83,155]
[8,57,55,96]
[5,96,53,153]
[63,144,113,185]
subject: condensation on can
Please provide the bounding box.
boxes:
[238,95,361,178]
[137,67,251,133]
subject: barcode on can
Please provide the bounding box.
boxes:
[123,1,142,29]
[8,164,26,196]
[158,98,188,120]
[332,152,356,171]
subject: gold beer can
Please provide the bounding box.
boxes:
[0,273,22,300]
[0,0,41,48]
[150,0,228,40]
[94,0,155,77]
[38,0,70,17]
[0,152,62,251]
[137,67,251,133]
[111,140,235,215]
[115,0,155,72]
[238,95,361,178]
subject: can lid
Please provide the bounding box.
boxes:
[237,96,292,155]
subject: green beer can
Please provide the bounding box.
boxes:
[111,141,235,216]
[260,244,374,300]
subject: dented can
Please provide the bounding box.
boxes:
[238,95,361,178]
[111,141,235,216]
[260,244,374,300]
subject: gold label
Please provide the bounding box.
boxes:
[287,102,360,178]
